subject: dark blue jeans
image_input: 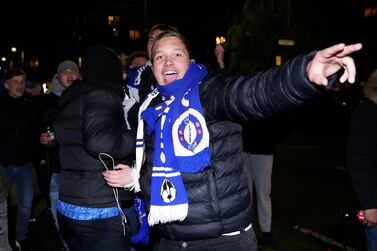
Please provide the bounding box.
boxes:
[158,229,258,251]
[3,162,34,241]
[58,212,131,251]
[366,226,377,251]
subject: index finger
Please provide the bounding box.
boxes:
[336,43,362,58]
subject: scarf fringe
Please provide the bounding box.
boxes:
[172,149,211,173]
[148,204,188,226]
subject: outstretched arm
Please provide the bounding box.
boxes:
[306,43,362,86]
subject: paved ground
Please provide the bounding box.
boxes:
[9,104,367,251]
[261,130,365,251]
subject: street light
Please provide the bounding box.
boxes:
[10,46,25,67]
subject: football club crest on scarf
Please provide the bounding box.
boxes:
[173,109,209,155]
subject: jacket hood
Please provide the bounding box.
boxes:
[82,46,124,99]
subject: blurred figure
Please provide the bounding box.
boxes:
[25,80,42,97]
[54,46,136,251]
[242,115,291,248]
[0,68,43,251]
[123,51,149,129]
[39,60,80,251]
[215,39,282,248]
[121,50,151,249]
[0,164,12,251]
[214,44,225,70]
[125,50,149,91]
[347,69,377,251]
[127,51,149,69]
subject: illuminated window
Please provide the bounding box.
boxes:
[129,30,141,40]
[78,56,82,68]
[108,15,120,26]
[28,59,39,69]
[364,6,377,17]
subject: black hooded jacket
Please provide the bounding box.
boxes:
[54,46,136,207]
[140,52,323,240]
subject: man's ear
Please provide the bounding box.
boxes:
[3,81,9,90]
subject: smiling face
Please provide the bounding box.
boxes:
[5,74,26,98]
[151,35,191,86]
[58,69,80,88]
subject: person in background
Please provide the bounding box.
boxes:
[123,50,150,129]
[130,24,178,102]
[125,50,149,92]
[104,30,362,250]
[0,68,43,251]
[121,50,151,249]
[25,80,42,97]
[127,51,149,69]
[242,115,292,248]
[0,164,12,251]
[40,60,80,251]
[214,44,225,70]
[347,69,377,251]
[215,41,285,247]
[54,46,136,251]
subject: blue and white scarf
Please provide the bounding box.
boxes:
[128,61,152,89]
[138,63,210,225]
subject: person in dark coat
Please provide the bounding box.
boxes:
[0,68,43,251]
[39,59,80,250]
[54,46,136,251]
[104,31,362,250]
[347,69,377,251]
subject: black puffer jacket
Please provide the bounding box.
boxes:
[347,99,377,210]
[140,53,322,240]
[0,92,42,166]
[55,46,136,208]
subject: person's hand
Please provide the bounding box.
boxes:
[306,43,362,86]
[215,44,225,69]
[26,83,42,96]
[362,208,377,227]
[102,164,135,188]
[40,132,51,144]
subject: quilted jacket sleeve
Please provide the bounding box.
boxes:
[201,52,325,122]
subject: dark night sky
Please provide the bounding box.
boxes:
[1,0,376,80]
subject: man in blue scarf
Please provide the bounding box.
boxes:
[104,30,362,250]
